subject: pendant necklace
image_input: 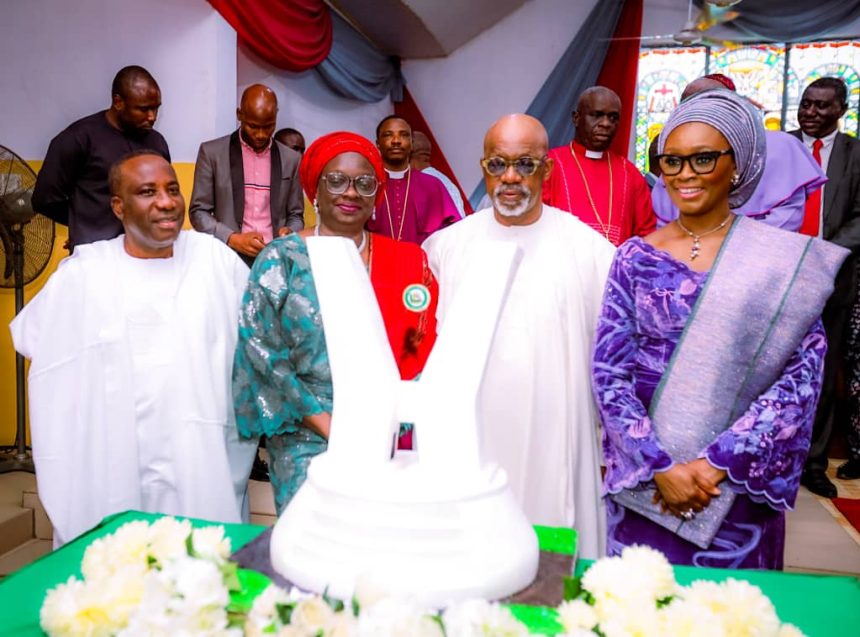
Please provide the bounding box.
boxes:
[571,143,613,241]
[675,215,732,261]
[382,168,411,241]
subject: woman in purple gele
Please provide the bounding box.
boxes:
[592,88,848,569]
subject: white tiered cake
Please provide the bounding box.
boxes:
[270,237,538,607]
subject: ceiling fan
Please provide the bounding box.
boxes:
[606,0,742,47]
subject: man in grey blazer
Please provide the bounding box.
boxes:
[190,84,304,266]
[790,77,860,496]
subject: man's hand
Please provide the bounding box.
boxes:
[227,232,266,257]
[277,227,293,237]
[653,463,716,518]
[303,412,332,439]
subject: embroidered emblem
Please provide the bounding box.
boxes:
[402,284,431,312]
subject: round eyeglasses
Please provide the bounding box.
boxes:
[320,172,379,198]
[656,149,734,176]
[480,156,546,177]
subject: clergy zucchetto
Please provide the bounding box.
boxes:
[10,152,257,546]
[422,114,615,559]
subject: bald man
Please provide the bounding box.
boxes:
[423,114,616,559]
[190,84,304,265]
[543,86,655,246]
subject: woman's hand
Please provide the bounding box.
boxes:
[653,463,717,518]
[302,412,332,439]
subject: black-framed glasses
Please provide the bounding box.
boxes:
[320,172,378,197]
[481,156,546,177]
[656,149,734,176]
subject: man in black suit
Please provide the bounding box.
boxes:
[189,84,304,266]
[790,77,860,496]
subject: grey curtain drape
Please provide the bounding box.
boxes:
[315,11,403,103]
[468,0,625,208]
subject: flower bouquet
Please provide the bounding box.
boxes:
[39,518,805,637]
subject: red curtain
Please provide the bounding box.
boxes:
[394,87,473,214]
[209,0,332,73]
[596,0,644,157]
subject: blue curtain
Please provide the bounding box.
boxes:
[694,0,860,42]
[315,11,403,103]
[469,0,625,208]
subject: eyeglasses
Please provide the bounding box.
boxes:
[320,172,378,198]
[480,156,546,177]
[656,149,734,176]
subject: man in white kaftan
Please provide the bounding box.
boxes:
[10,152,257,546]
[423,115,615,558]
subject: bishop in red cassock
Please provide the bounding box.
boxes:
[543,86,655,246]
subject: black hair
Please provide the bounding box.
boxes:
[375,115,411,140]
[111,65,158,99]
[806,76,848,109]
[108,149,167,195]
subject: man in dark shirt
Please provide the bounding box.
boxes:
[32,65,171,249]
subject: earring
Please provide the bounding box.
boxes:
[731,173,740,186]
[313,198,319,215]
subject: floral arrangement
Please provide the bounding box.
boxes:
[556,545,805,637]
[39,519,805,637]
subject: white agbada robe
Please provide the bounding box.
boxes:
[423,205,615,559]
[10,231,258,546]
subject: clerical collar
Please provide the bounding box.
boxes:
[573,140,604,160]
[386,167,409,180]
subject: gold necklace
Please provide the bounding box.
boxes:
[570,143,613,241]
[382,168,411,241]
[675,215,732,261]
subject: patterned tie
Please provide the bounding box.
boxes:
[800,138,824,237]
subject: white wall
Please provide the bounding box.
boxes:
[402,0,600,196]
[237,46,392,147]
[0,0,236,163]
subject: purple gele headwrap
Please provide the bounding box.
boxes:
[658,88,766,209]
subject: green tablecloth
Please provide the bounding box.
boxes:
[1,510,858,636]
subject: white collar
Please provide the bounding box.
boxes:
[801,128,839,148]
[385,167,409,179]
[584,149,604,159]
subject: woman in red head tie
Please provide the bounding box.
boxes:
[233,132,438,512]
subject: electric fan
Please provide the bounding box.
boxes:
[0,144,55,473]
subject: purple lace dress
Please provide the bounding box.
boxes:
[592,238,826,569]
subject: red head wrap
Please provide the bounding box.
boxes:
[703,73,736,92]
[299,131,387,206]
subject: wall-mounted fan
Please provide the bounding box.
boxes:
[0,144,55,474]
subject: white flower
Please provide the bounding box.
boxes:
[147,516,193,565]
[557,599,599,632]
[596,597,661,637]
[442,599,527,637]
[291,596,336,634]
[191,525,232,562]
[352,574,390,610]
[777,624,806,637]
[358,597,443,637]
[246,584,292,632]
[325,611,359,637]
[618,545,677,601]
[40,576,118,637]
[81,521,151,583]
[715,578,781,637]
[658,597,725,637]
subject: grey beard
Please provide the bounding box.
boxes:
[492,184,534,218]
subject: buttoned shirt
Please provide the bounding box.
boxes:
[240,136,273,242]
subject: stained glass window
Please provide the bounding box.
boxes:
[634,39,860,172]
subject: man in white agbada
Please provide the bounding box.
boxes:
[10,151,257,546]
[422,115,615,558]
